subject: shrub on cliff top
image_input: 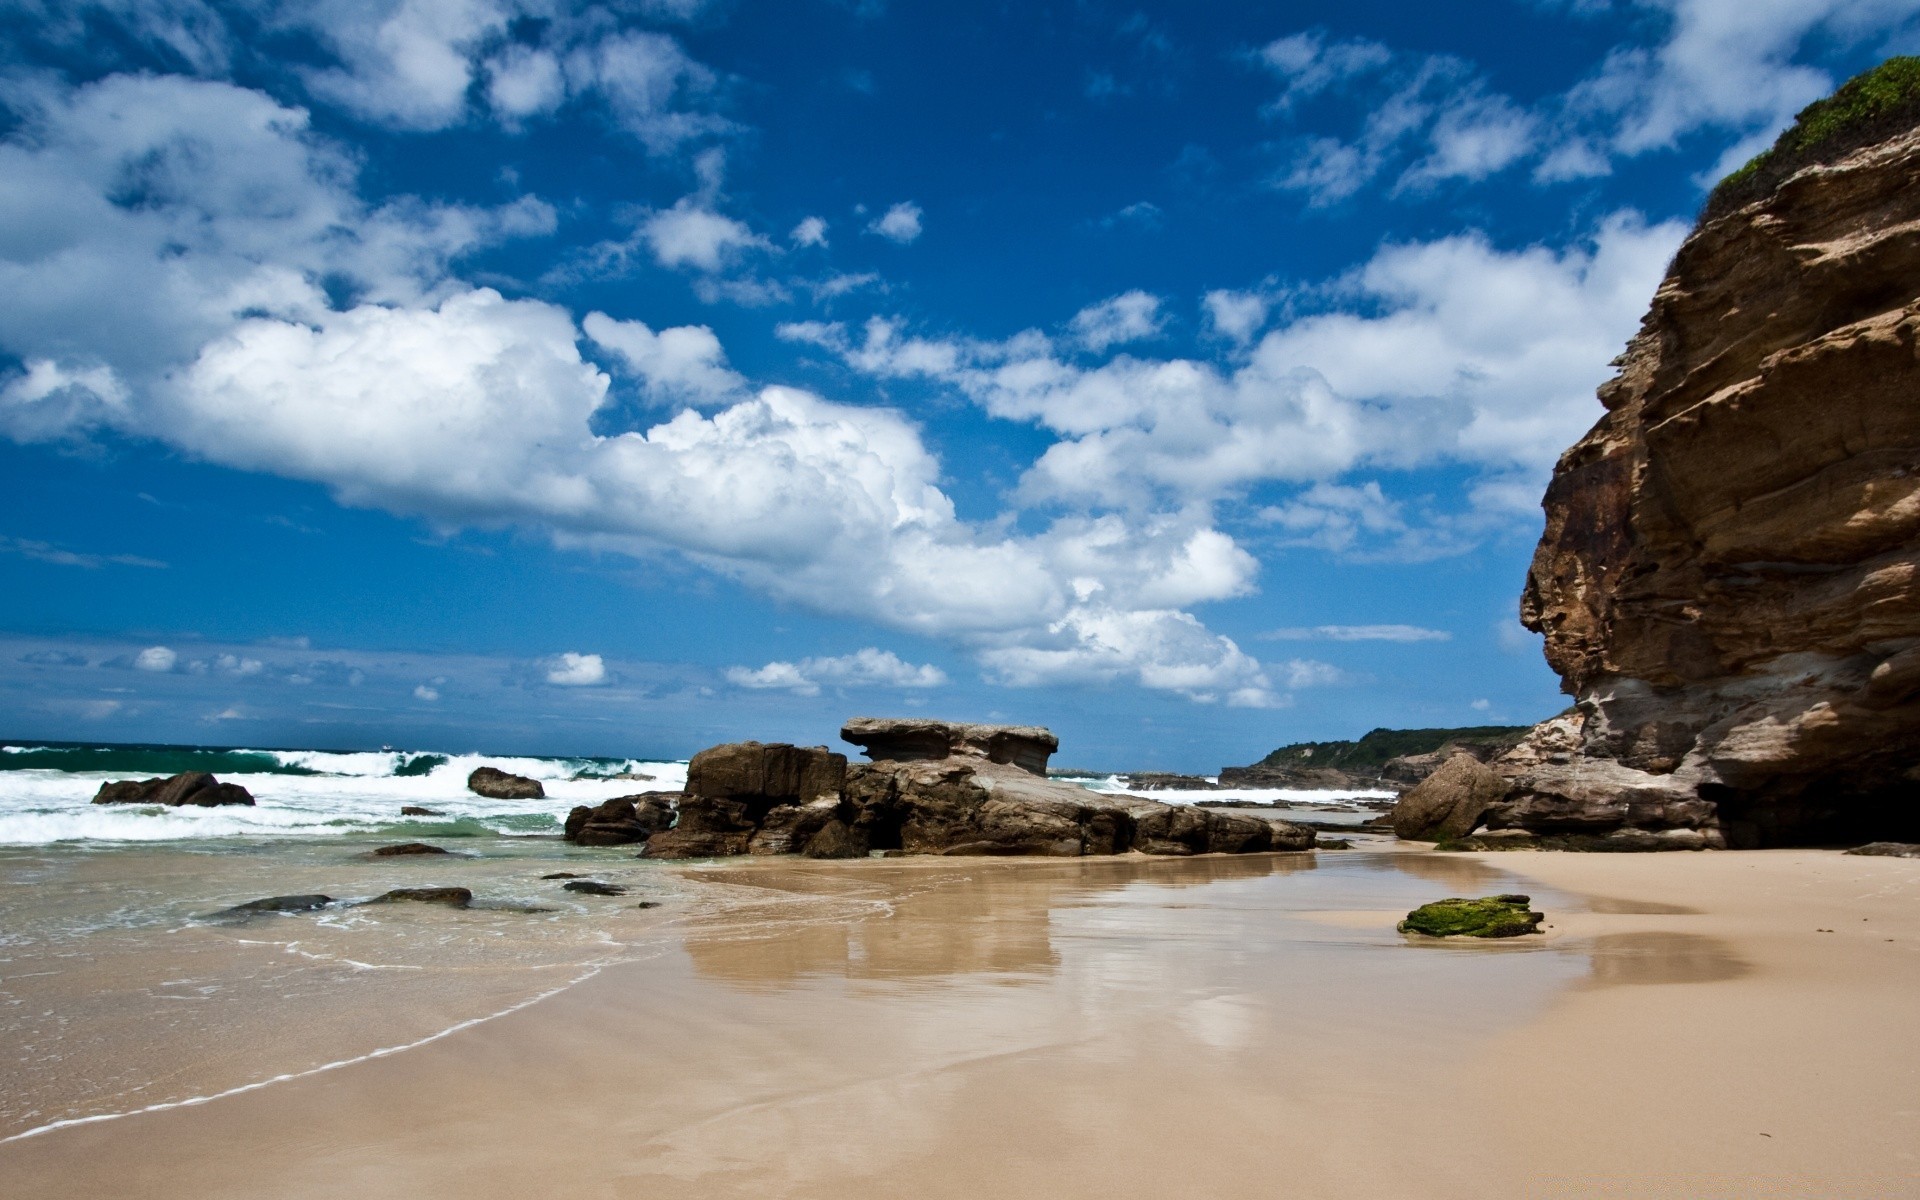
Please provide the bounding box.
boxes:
[1707,56,1920,219]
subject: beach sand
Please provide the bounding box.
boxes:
[0,847,1914,1198]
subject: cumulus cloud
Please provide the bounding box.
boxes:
[1069,291,1165,352]
[413,683,440,701]
[134,646,178,672]
[545,652,608,686]
[790,216,829,247]
[726,647,947,695]
[584,312,745,405]
[640,199,771,272]
[868,201,923,243]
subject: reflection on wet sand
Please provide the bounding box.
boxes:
[680,854,1319,985]
[1583,931,1748,986]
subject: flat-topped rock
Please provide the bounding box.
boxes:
[840,717,1059,777]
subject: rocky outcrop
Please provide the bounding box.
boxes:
[467,767,544,799]
[841,717,1058,776]
[1390,754,1511,841]
[564,794,677,846]
[1221,726,1529,792]
[92,771,255,807]
[1490,67,1920,849]
[640,723,1321,860]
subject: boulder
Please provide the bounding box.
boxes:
[91,771,254,807]
[1845,842,1920,858]
[642,828,752,858]
[1500,69,1920,847]
[685,741,845,803]
[564,794,677,846]
[1390,754,1511,841]
[362,887,472,907]
[400,805,441,816]
[841,717,1058,777]
[372,842,449,856]
[467,767,544,799]
[845,758,1135,857]
[1399,894,1545,938]
[1124,801,1273,856]
[1265,817,1318,851]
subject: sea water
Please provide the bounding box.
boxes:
[0,740,1409,1140]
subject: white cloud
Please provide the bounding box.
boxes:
[545,652,607,686]
[413,683,441,701]
[726,647,947,695]
[790,216,829,247]
[584,312,745,406]
[1203,290,1270,345]
[641,199,771,272]
[1262,624,1452,642]
[1069,291,1165,352]
[1255,30,1392,112]
[214,653,264,675]
[869,201,923,244]
[135,646,178,672]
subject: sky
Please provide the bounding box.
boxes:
[2,0,1917,770]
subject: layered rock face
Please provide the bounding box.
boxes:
[637,721,1313,860]
[1496,101,1920,848]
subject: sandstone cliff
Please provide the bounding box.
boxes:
[1489,61,1920,848]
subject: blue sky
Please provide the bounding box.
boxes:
[2,0,1916,769]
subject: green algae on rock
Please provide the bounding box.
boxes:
[1399,894,1544,939]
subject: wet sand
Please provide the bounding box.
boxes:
[1,847,1915,1197]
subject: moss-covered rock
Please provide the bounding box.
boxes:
[1398,894,1544,938]
[1707,56,1920,219]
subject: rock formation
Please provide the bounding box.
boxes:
[92,771,255,807]
[1477,61,1920,848]
[563,794,677,846]
[467,766,545,799]
[639,721,1314,860]
[1390,755,1511,841]
[1222,726,1529,792]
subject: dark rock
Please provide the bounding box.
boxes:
[363,887,472,907]
[841,717,1058,777]
[1845,842,1920,858]
[846,758,1135,857]
[540,872,586,879]
[687,741,847,803]
[1120,773,1221,791]
[643,828,753,858]
[634,901,661,909]
[1399,895,1545,938]
[561,880,627,896]
[93,771,254,807]
[800,818,864,859]
[747,800,844,855]
[467,767,544,799]
[564,793,678,845]
[1391,754,1511,841]
[372,842,449,856]
[1314,838,1353,850]
[400,805,441,817]
[209,894,334,918]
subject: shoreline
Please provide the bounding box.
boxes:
[0,845,1913,1196]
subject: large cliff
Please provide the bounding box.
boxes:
[1492,61,1920,848]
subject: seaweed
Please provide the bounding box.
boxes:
[1398,894,1544,938]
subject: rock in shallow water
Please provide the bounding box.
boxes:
[92,771,255,807]
[561,880,626,896]
[208,894,334,918]
[564,794,676,846]
[371,842,449,856]
[1399,894,1545,938]
[400,805,441,817]
[467,767,544,799]
[362,887,472,908]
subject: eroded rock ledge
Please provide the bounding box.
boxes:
[588,719,1315,860]
[1409,69,1920,849]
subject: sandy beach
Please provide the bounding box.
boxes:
[1,845,1913,1198]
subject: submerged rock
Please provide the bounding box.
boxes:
[208,894,334,918]
[92,771,255,807]
[371,842,449,856]
[467,767,544,799]
[362,887,472,907]
[561,880,627,896]
[400,805,442,817]
[1399,894,1545,938]
[564,794,677,846]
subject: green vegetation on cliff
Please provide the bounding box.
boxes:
[1709,56,1920,218]
[1254,725,1529,772]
